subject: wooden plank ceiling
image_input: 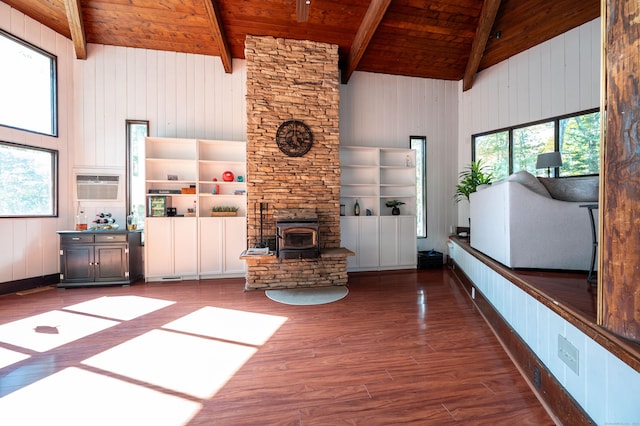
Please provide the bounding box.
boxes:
[5,0,599,88]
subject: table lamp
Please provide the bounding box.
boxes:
[536,152,563,177]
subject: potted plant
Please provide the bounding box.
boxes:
[454,160,493,203]
[385,200,405,215]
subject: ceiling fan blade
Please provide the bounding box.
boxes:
[296,0,309,22]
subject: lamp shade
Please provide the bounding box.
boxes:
[536,152,563,169]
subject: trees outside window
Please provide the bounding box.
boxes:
[0,141,58,217]
[474,131,509,181]
[559,111,600,176]
[513,122,555,175]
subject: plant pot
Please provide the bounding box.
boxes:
[392,207,400,215]
[210,211,238,217]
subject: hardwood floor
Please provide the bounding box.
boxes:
[0,269,553,425]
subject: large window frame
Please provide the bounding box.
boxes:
[0,140,58,217]
[0,29,58,136]
[472,108,600,180]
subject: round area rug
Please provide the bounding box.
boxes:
[265,286,349,306]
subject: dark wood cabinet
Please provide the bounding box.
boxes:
[58,231,143,287]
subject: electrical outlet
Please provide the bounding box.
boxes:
[471,287,475,299]
[558,334,579,375]
[533,365,541,389]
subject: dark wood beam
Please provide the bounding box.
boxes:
[462,0,501,91]
[341,0,392,84]
[203,0,232,73]
[63,0,87,59]
[296,0,309,23]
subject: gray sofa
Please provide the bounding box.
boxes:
[469,171,598,270]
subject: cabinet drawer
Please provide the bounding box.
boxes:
[61,234,95,244]
[95,234,127,243]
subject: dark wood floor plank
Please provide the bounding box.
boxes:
[0,269,553,424]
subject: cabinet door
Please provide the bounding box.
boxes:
[173,218,198,276]
[199,218,223,275]
[340,217,359,269]
[379,217,398,267]
[145,218,174,277]
[358,217,380,268]
[397,216,417,267]
[379,216,417,268]
[61,245,94,282]
[94,245,127,282]
[224,217,246,274]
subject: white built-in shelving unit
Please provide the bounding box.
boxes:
[340,146,417,271]
[144,137,247,281]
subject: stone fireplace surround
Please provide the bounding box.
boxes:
[244,35,351,290]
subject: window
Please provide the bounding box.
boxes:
[512,121,555,175]
[473,131,509,181]
[0,141,58,217]
[558,111,600,176]
[126,120,149,231]
[0,29,57,136]
[410,136,427,238]
[473,109,599,179]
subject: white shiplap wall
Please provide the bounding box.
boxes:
[457,18,601,225]
[340,72,459,252]
[72,44,247,169]
[0,3,73,284]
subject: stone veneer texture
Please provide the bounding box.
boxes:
[244,35,344,290]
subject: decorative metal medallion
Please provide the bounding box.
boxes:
[276,120,313,157]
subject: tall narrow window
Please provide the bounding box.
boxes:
[126,120,149,231]
[410,136,427,238]
[0,29,57,136]
[0,141,58,217]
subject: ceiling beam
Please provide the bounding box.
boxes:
[63,0,87,59]
[463,0,502,91]
[341,0,392,84]
[203,0,232,73]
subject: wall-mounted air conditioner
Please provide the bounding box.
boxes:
[75,174,121,201]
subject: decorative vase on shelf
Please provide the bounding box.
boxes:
[392,207,400,216]
[354,199,360,216]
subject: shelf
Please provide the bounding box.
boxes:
[340,146,416,217]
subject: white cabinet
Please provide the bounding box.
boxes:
[341,216,416,271]
[199,217,246,278]
[340,146,417,271]
[379,216,417,269]
[144,137,247,281]
[145,217,198,281]
[341,217,379,271]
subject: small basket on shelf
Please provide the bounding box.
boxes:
[210,206,239,217]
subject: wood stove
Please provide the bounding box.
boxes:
[275,209,319,259]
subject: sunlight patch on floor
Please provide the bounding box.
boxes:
[82,329,257,399]
[0,310,118,352]
[0,347,29,370]
[0,367,201,425]
[64,295,175,321]
[162,306,288,346]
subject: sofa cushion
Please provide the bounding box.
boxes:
[538,175,599,202]
[505,171,551,198]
